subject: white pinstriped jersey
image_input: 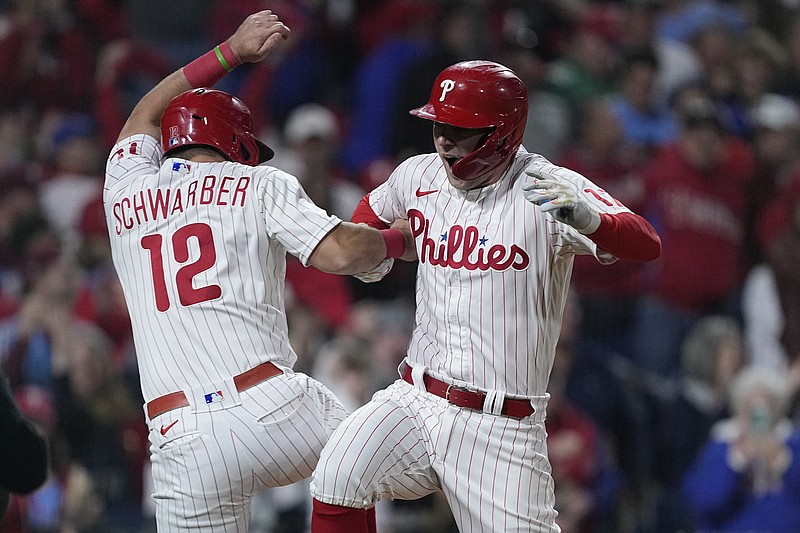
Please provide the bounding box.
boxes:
[104,134,340,402]
[368,148,628,397]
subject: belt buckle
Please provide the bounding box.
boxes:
[444,383,469,404]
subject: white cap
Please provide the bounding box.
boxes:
[752,94,800,130]
[284,103,339,144]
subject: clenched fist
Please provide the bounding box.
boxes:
[353,258,394,283]
[227,10,291,64]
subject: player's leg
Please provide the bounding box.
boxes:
[148,407,255,532]
[235,372,349,487]
[148,373,347,532]
[435,409,560,533]
[310,380,443,533]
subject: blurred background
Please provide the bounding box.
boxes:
[1,0,800,531]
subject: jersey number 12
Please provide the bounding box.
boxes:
[141,222,222,312]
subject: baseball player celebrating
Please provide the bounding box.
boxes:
[309,61,661,532]
[104,10,411,532]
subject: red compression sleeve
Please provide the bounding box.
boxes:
[311,499,371,533]
[588,212,661,262]
[351,194,388,229]
[366,506,376,533]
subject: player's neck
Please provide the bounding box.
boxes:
[189,155,226,162]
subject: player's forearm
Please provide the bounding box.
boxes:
[587,212,661,261]
[116,11,288,145]
[116,70,192,142]
[115,38,238,142]
[310,223,407,274]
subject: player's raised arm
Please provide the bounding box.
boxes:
[115,10,290,143]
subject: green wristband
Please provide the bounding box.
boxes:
[214,45,234,73]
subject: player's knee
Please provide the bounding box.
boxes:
[310,453,378,508]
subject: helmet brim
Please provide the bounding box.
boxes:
[409,103,497,129]
[409,104,437,121]
[257,140,275,163]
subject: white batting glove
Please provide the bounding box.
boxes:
[523,168,601,234]
[352,258,394,283]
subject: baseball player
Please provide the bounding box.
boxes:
[309,60,662,532]
[104,11,411,532]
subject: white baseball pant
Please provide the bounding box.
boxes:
[147,372,347,532]
[310,379,559,532]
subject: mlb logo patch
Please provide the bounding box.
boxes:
[204,391,224,404]
[172,161,191,172]
[169,137,179,146]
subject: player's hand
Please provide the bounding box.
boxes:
[522,168,601,234]
[227,10,291,64]
[353,258,394,283]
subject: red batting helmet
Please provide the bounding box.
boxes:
[410,60,528,181]
[161,88,274,166]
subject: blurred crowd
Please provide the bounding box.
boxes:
[1,0,800,532]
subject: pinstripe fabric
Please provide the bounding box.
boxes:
[105,135,340,402]
[369,149,625,397]
[311,380,554,532]
[311,148,630,531]
[105,134,348,531]
[150,373,346,532]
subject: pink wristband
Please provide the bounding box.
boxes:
[183,42,241,88]
[380,229,406,259]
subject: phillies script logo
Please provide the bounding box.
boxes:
[408,209,530,271]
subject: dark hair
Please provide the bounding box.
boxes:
[679,98,724,131]
[622,47,660,73]
[166,145,227,161]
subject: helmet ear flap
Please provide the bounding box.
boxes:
[239,141,252,163]
[495,137,508,152]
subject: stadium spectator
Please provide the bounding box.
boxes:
[651,315,744,532]
[683,365,800,532]
[628,95,754,379]
[0,217,78,389]
[36,112,105,258]
[52,322,147,531]
[610,48,679,155]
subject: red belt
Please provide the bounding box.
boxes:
[146,361,283,419]
[402,366,534,419]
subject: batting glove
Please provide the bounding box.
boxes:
[352,257,394,283]
[523,168,601,234]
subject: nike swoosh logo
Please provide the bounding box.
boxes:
[160,420,179,436]
[415,187,438,197]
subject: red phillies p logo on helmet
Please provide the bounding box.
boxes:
[439,79,456,102]
[409,60,528,182]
